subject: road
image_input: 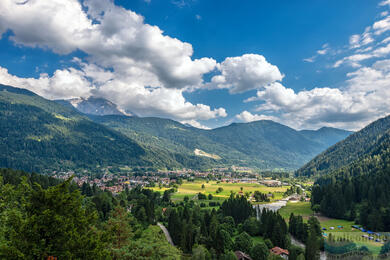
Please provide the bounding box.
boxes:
[157,222,175,246]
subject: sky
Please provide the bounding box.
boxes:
[1,0,390,130]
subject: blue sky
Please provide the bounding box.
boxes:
[1,0,390,130]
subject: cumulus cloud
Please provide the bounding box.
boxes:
[0,66,93,100]
[245,60,390,130]
[235,111,279,123]
[0,65,227,124]
[0,0,217,90]
[210,54,283,94]
[0,0,228,126]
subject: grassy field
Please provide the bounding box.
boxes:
[278,202,384,255]
[149,180,290,201]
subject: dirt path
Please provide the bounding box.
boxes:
[157,222,175,246]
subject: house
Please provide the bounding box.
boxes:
[270,247,289,259]
[234,251,252,260]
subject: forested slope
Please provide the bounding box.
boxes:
[296,115,390,177]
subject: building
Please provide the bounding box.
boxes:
[261,180,281,187]
[270,247,289,259]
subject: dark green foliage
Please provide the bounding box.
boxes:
[259,209,289,249]
[0,176,109,259]
[301,115,390,231]
[380,241,390,255]
[288,245,304,260]
[297,115,390,177]
[192,244,211,260]
[310,131,390,230]
[221,194,254,224]
[253,191,270,202]
[234,232,253,254]
[0,168,181,259]
[305,217,323,260]
[289,213,308,243]
[0,85,151,172]
[242,217,261,236]
[250,242,269,260]
[90,113,350,170]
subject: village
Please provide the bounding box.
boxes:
[50,166,292,195]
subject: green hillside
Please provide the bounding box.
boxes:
[0,84,191,172]
[310,119,390,231]
[296,115,390,177]
[90,115,351,170]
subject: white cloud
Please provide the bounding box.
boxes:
[210,54,283,94]
[0,66,93,100]
[303,43,330,63]
[0,0,217,90]
[0,0,228,125]
[245,60,390,130]
[373,16,390,35]
[180,120,210,129]
[235,111,278,123]
[303,56,316,63]
[0,65,227,124]
[379,0,390,7]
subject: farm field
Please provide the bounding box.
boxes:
[149,179,290,201]
[279,202,384,255]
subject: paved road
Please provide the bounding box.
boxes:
[157,222,175,246]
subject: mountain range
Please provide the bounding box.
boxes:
[296,114,390,176]
[0,84,352,172]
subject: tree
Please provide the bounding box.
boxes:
[215,228,233,254]
[243,217,260,236]
[0,178,109,259]
[234,232,253,254]
[305,224,320,260]
[220,251,237,260]
[105,207,134,250]
[192,244,211,260]
[125,226,181,259]
[168,209,182,246]
[250,242,269,260]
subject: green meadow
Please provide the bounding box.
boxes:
[149,179,290,201]
[279,202,384,255]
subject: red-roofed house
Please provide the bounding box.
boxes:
[270,247,289,259]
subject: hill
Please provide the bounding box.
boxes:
[90,115,351,170]
[0,84,190,172]
[296,115,390,177]
[310,117,390,231]
[1,84,352,171]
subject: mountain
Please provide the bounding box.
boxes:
[300,127,353,148]
[296,115,390,177]
[56,96,133,116]
[309,117,390,231]
[0,84,193,172]
[1,84,352,171]
[89,115,352,170]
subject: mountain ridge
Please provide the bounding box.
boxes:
[1,84,352,171]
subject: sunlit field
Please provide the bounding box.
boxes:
[279,202,384,255]
[148,179,290,201]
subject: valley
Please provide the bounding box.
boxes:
[1,83,390,259]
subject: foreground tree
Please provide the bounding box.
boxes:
[0,178,109,259]
[250,242,269,260]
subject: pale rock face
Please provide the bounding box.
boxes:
[66,96,134,116]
